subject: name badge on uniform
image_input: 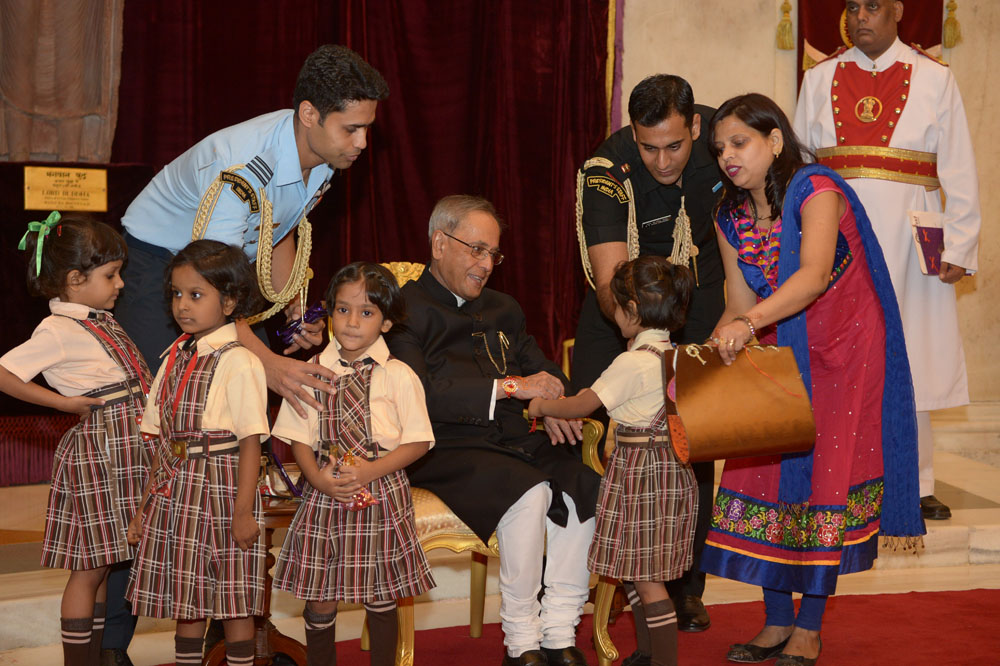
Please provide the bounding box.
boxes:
[219,172,260,213]
[586,175,628,203]
[641,214,673,229]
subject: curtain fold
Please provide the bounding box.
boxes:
[335,0,609,358]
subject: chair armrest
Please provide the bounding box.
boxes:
[524,410,606,476]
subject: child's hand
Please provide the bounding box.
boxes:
[231,510,260,551]
[527,397,545,418]
[315,461,360,502]
[62,395,105,420]
[126,510,143,545]
[337,458,377,489]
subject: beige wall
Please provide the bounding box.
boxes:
[621,0,998,402]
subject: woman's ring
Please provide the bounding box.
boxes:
[727,339,735,347]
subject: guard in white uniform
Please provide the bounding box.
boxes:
[794,0,981,519]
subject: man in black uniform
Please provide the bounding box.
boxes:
[572,74,724,636]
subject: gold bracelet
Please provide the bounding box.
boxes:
[732,314,756,340]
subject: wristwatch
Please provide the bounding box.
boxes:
[501,376,522,398]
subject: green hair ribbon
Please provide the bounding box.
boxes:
[18,211,62,276]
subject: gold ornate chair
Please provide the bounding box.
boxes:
[359,262,607,665]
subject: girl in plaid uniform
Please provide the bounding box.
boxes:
[529,256,697,666]
[0,213,152,666]
[126,240,268,666]
[272,262,435,666]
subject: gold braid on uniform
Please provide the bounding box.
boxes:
[669,196,692,267]
[192,166,313,325]
[575,157,639,291]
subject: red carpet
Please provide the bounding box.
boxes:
[158,589,1000,665]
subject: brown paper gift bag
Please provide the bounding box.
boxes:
[669,344,816,464]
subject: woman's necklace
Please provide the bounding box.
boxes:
[751,202,775,245]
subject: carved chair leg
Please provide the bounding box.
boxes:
[592,577,620,666]
[469,552,488,638]
[361,614,370,651]
[202,640,225,666]
[395,596,415,666]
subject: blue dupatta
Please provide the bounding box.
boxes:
[716,163,924,540]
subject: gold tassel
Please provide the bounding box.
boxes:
[943,0,962,48]
[776,1,794,50]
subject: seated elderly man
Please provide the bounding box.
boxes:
[387,195,601,666]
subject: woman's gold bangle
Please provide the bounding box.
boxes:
[732,314,756,340]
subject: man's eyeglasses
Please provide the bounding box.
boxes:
[442,231,505,265]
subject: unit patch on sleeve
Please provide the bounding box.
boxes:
[219,171,261,213]
[586,174,629,204]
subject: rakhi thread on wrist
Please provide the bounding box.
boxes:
[528,396,565,432]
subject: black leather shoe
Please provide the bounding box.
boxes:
[726,638,789,663]
[921,495,952,520]
[621,650,652,666]
[100,649,135,666]
[502,649,549,665]
[542,645,588,665]
[676,595,711,632]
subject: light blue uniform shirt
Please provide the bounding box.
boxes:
[121,110,333,261]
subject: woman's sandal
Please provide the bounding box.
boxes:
[726,637,790,663]
[774,638,822,666]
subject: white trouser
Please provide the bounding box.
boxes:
[917,410,935,497]
[495,482,595,658]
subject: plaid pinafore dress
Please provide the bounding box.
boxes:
[128,336,265,619]
[587,344,698,581]
[41,311,153,570]
[274,358,434,603]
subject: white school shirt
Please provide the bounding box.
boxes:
[140,323,269,441]
[0,299,128,396]
[590,328,673,428]
[272,335,435,453]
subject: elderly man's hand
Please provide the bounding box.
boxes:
[513,371,565,400]
[543,416,583,445]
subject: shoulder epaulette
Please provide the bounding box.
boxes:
[244,155,274,186]
[910,43,948,66]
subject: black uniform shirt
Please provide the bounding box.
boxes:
[581,104,724,288]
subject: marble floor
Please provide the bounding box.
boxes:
[1,404,998,665]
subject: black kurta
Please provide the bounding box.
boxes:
[386,269,601,543]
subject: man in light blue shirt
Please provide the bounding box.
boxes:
[107,45,387,666]
[116,44,387,413]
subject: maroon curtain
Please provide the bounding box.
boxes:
[798,1,944,85]
[112,0,609,360]
[335,1,608,358]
